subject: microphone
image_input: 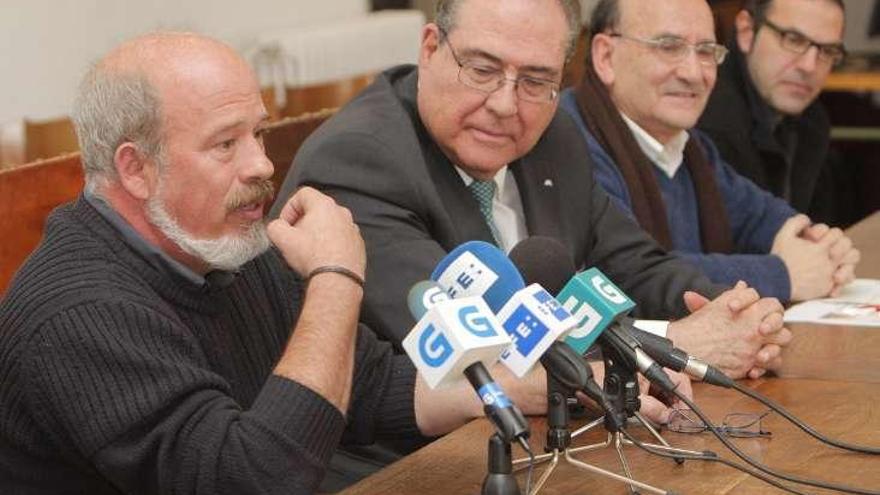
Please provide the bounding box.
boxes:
[508,238,676,393]
[402,280,530,443]
[623,325,733,388]
[432,240,617,426]
[431,241,524,310]
[430,241,576,378]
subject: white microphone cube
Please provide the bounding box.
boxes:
[402,297,511,389]
[497,284,577,377]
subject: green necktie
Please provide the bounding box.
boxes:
[468,179,502,246]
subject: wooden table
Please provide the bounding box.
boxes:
[779,211,880,383]
[341,213,880,495]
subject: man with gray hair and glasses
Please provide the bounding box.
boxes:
[280,0,791,386]
[698,0,851,227]
[560,0,859,306]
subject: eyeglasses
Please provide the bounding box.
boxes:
[666,408,773,438]
[760,19,846,67]
[609,33,729,66]
[439,29,560,104]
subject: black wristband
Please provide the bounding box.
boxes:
[306,265,365,288]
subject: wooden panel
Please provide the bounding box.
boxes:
[0,153,84,295]
[825,71,880,92]
[24,117,79,162]
[280,74,373,118]
[263,108,336,194]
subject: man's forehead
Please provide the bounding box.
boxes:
[619,0,715,38]
[450,0,569,70]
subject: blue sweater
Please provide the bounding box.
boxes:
[561,89,796,301]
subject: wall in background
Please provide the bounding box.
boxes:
[843,0,880,53]
[0,0,366,123]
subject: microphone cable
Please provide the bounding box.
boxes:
[619,428,810,495]
[629,327,880,455]
[672,389,880,495]
[730,380,880,455]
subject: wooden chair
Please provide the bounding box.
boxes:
[265,74,372,119]
[0,153,84,295]
[263,108,337,193]
[24,117,79,162]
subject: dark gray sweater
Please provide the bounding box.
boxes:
[0,196,420,494]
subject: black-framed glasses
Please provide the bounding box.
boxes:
[760,19,847,67]
[666,408,773,438]
[609,33,728,66]
[438,29,560,104]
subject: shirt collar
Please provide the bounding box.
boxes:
[621,112,690,178]
[454,165,510,198]
[84,191,237,289]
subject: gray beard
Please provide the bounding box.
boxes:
[145,194,270,272]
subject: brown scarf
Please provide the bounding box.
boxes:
[573,62,733,254]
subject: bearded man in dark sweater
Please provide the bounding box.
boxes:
[0,33,531,494]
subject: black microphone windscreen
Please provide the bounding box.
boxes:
[508,236,575,294]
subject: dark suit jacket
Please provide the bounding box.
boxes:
[275,65,722,345]
[698,43,834,222]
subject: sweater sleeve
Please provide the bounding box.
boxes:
[24,301,347,495]
[672,251,791,301]
[343,324,423,445]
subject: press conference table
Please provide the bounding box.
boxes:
[341,212,880,495]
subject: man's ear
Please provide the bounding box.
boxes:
[735,9,756,54]
[419,23,442,67]
[591,33,616,86]
[113,142,157,200]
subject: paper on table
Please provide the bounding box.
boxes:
[784,279,880,327]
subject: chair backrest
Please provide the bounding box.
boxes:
[281,74,372,118]
[263,108,337,193]
[0,153,84,295]
[24,117,79,162]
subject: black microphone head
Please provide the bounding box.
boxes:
[508,236,575,294]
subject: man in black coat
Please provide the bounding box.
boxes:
[698,0,847,224]
[278,0,791,381]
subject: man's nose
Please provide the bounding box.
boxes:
[484,80,519,118]
[795,45,820,73]
[241,136,274,181]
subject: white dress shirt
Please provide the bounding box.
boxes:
[620,113,690,178]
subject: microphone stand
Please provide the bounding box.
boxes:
[562,344,705,495]
[482,433,522,495]
[512,364,676,495]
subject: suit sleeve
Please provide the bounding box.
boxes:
[282,129,445,346]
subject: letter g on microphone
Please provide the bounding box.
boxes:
[459,305,498,338]
[593,275,628,304]
[418,324,454,367]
